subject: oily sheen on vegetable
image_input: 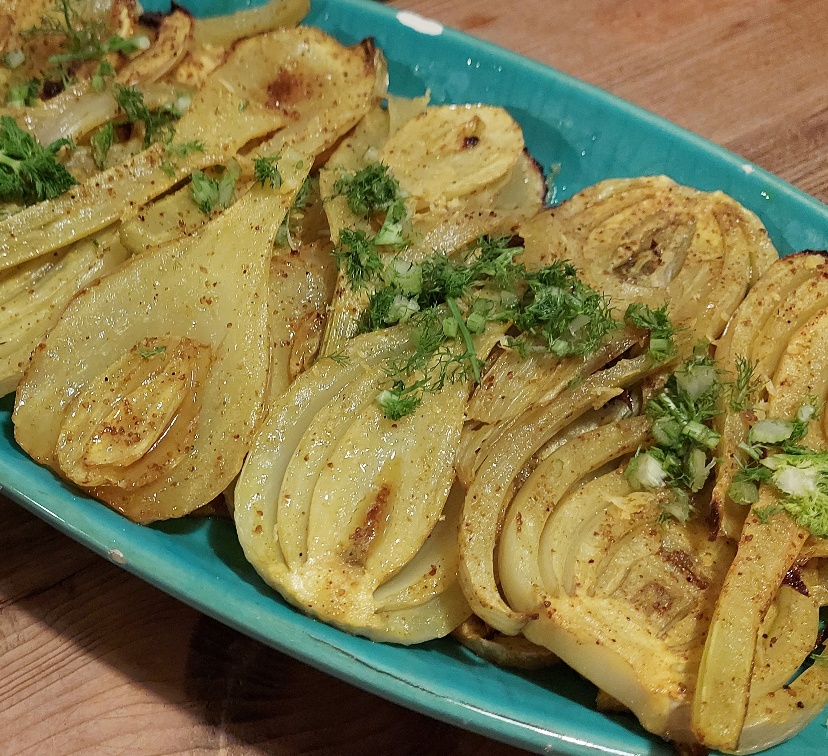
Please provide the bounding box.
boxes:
[2,2,827,753]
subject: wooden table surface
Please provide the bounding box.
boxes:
[2,1,827,754]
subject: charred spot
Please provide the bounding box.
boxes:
[707,500,722,541]
[266,68,314,110]
[343,483,391,566]
[636,581,674,615]
[462,135,480,149]
[659,547,710,590]
[40,80,63,100]
[782,565,810,597]
[139,11,166,29]
[358,37,377,73]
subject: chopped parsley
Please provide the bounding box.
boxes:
[0,115,76,204]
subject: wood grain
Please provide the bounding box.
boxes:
[2,1,827,754]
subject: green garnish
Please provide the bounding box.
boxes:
[729,399,828,537]
[730,355,762,411]
[625,351,723,521]
[166,140,204,159]
[274,176,313,249]
[514,260,618,357]
[137,345,167,359]
[189,162,240,215]
[0,115,76,204]
[114,84,180,146]
[91,60,114,92]
[376,385,422,421]
[340,231,678,422]
[624,302,677,362]
[90,122,114,170]
[333,162,409,247]
[254,155,282,188]
[332,229,384,288]
[333,162,402,216]
[6,79,40,107]
[3,50,26,70]
[22,0,148,85]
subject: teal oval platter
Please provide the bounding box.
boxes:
[2,1,828,754]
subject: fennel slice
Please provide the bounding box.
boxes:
[694,297,828,751]
[13,151,311,523]
[236,326,471,643]
[0,229,128,397]
[459,349,666,636]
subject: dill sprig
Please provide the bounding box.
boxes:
[0,115,76,204]
[514,260,619,357]
[730,355,763,411]
[90,122,114,170]
[22,0,148,86]
[333,162,401,216]
[340,231,677,422]
[332,229,384,288]
[624,302,677,362]
[254,155,282,188]
[114,84,180,147]
[189,162,240,215]
[333,162,409,246]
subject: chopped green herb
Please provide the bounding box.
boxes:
[91,59,114,91]
[164,141,204,165]
[22,1,148,85]
[137,345,167,359]
[730,355,762,411]
[0,115,76,204]
[730,400,828,537]
[333,162,409,247]
[754,504,783,524]
[324,352,350,367]
[515,260,618,357]
[625,352,723,520]
[90,122,114,170]
[333,163,401,216]
[624,302,677,362]
[6,79,40,107]
[254,155,282,188]
[189,161,240,214]
[332,229,384,288]
[274,176,314,249]
[376,385,422,421]
[3,50,26,70]
[114,84,180,146]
